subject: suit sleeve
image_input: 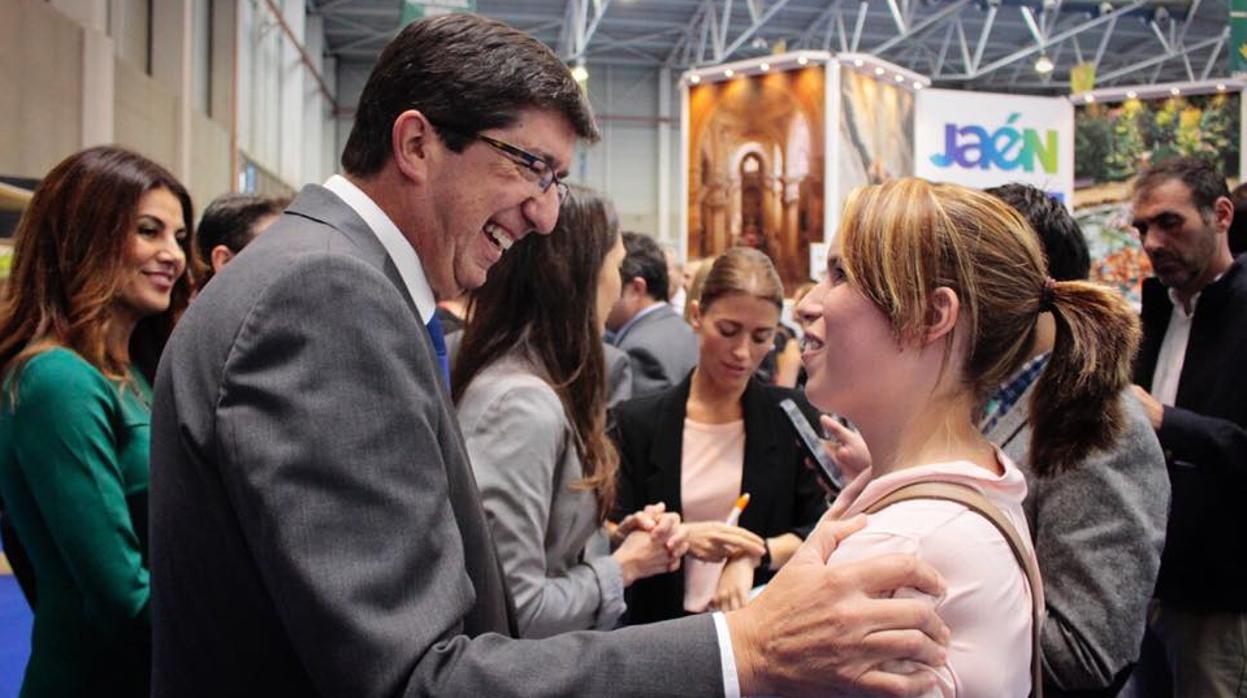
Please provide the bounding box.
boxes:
[606,349,634,411]
[624,345,670,397]
[1032,397,1170,690]
[214,254,722,697]
[462,383,625,638]
[11,355,150,635]
[609,404,646,522]
[1158,404,1247,476]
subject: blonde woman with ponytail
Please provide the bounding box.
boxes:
[796,178,1140,696]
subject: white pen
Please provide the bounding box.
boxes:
[724,493,751,526]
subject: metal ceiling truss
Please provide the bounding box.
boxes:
[314,1,1235,94]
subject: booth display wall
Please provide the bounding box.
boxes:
[914,89,1074,204]
[686,65,827,291]
[1074,91,1242,307]
[835,66,915,213]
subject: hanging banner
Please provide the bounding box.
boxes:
[1070,62,1096,93]
[1233,0,1247,74]
[400,0,476,26]
[914,88,1074,206]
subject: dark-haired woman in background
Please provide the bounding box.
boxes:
[611,247,827,623]
[0,146,192,695]
[453,188,681,638]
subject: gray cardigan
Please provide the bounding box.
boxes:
[456,350,626,638]
[987,385,1170,692]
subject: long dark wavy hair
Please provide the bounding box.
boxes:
[0,146,194,390]
[452,187,621,520]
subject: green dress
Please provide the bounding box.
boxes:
[0,348,151,696]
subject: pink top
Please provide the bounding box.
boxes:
[826,453,1042,697]
[680,418,745,612]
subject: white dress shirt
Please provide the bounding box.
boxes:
[1149,274,1222,407]
[323,174,437,323]
[320,175,742,697]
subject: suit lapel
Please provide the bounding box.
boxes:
[738,381,779,533]
[288,185,517,635]
[1135,277,1173,389]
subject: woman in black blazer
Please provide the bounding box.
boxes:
[611,248,827,624]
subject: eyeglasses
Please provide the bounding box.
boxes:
[447,129,569,203]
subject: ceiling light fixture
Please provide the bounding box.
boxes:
[689,74,701,84]
[797,55,809,65]
[1126,90,1137,99]
[760,62,770,72]
[1170,87,1180,96]
[571,61,589,84]
[1034,54,1054,74]
[724,68,734,77]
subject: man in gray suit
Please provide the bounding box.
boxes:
[606,232,698,396]
[982,184,1169,696]
[149,14,947,698]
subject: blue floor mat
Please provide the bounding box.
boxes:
[0,573,32,696]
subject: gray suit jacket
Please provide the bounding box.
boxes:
[456,350,626,638]
[986,384,1170,692]
[612,304,697,398]
[149,185,723,697]
[603,343,633,410]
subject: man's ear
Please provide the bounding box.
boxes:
[391,109,436,185]
[1213,195,1234,233]
[623,276,647,300]
[210,245,235,274]
[923,286,960,346]
[688,300,702,330]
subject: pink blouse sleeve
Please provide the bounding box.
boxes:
[827,500,1035,698]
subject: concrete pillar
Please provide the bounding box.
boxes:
[278,0,304,187]
[657,68,672,247]
[151,0,193,182]
[49,0,105,31]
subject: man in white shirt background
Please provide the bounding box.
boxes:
[1127,157,1247,698]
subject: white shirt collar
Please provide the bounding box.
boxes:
[1165,269,1227,319]
[322,174,437,323]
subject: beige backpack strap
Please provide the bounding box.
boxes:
[864,481,1045,698]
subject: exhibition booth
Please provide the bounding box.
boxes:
[679,51,1245,304]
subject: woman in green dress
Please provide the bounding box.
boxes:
[0,146,193,696]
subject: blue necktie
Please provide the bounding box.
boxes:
[426,313,450,390]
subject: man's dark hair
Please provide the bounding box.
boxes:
[986,183,1090,281]
[1229,181,1247,258]
[195,194,287,284]
[620,231,669,302]
[1134,156,1231,222]
[197,194,286,258]
[341,13,599,176]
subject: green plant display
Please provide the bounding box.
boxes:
[1076,92,1241,185]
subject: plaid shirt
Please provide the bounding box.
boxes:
[980,353,1050,434]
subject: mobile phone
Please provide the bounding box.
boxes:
[779,399,845,492]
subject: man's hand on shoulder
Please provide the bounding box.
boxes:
[725,514,949,697]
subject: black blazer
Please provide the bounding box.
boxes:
[610,374,828,624]
[1134,260,1247,610]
